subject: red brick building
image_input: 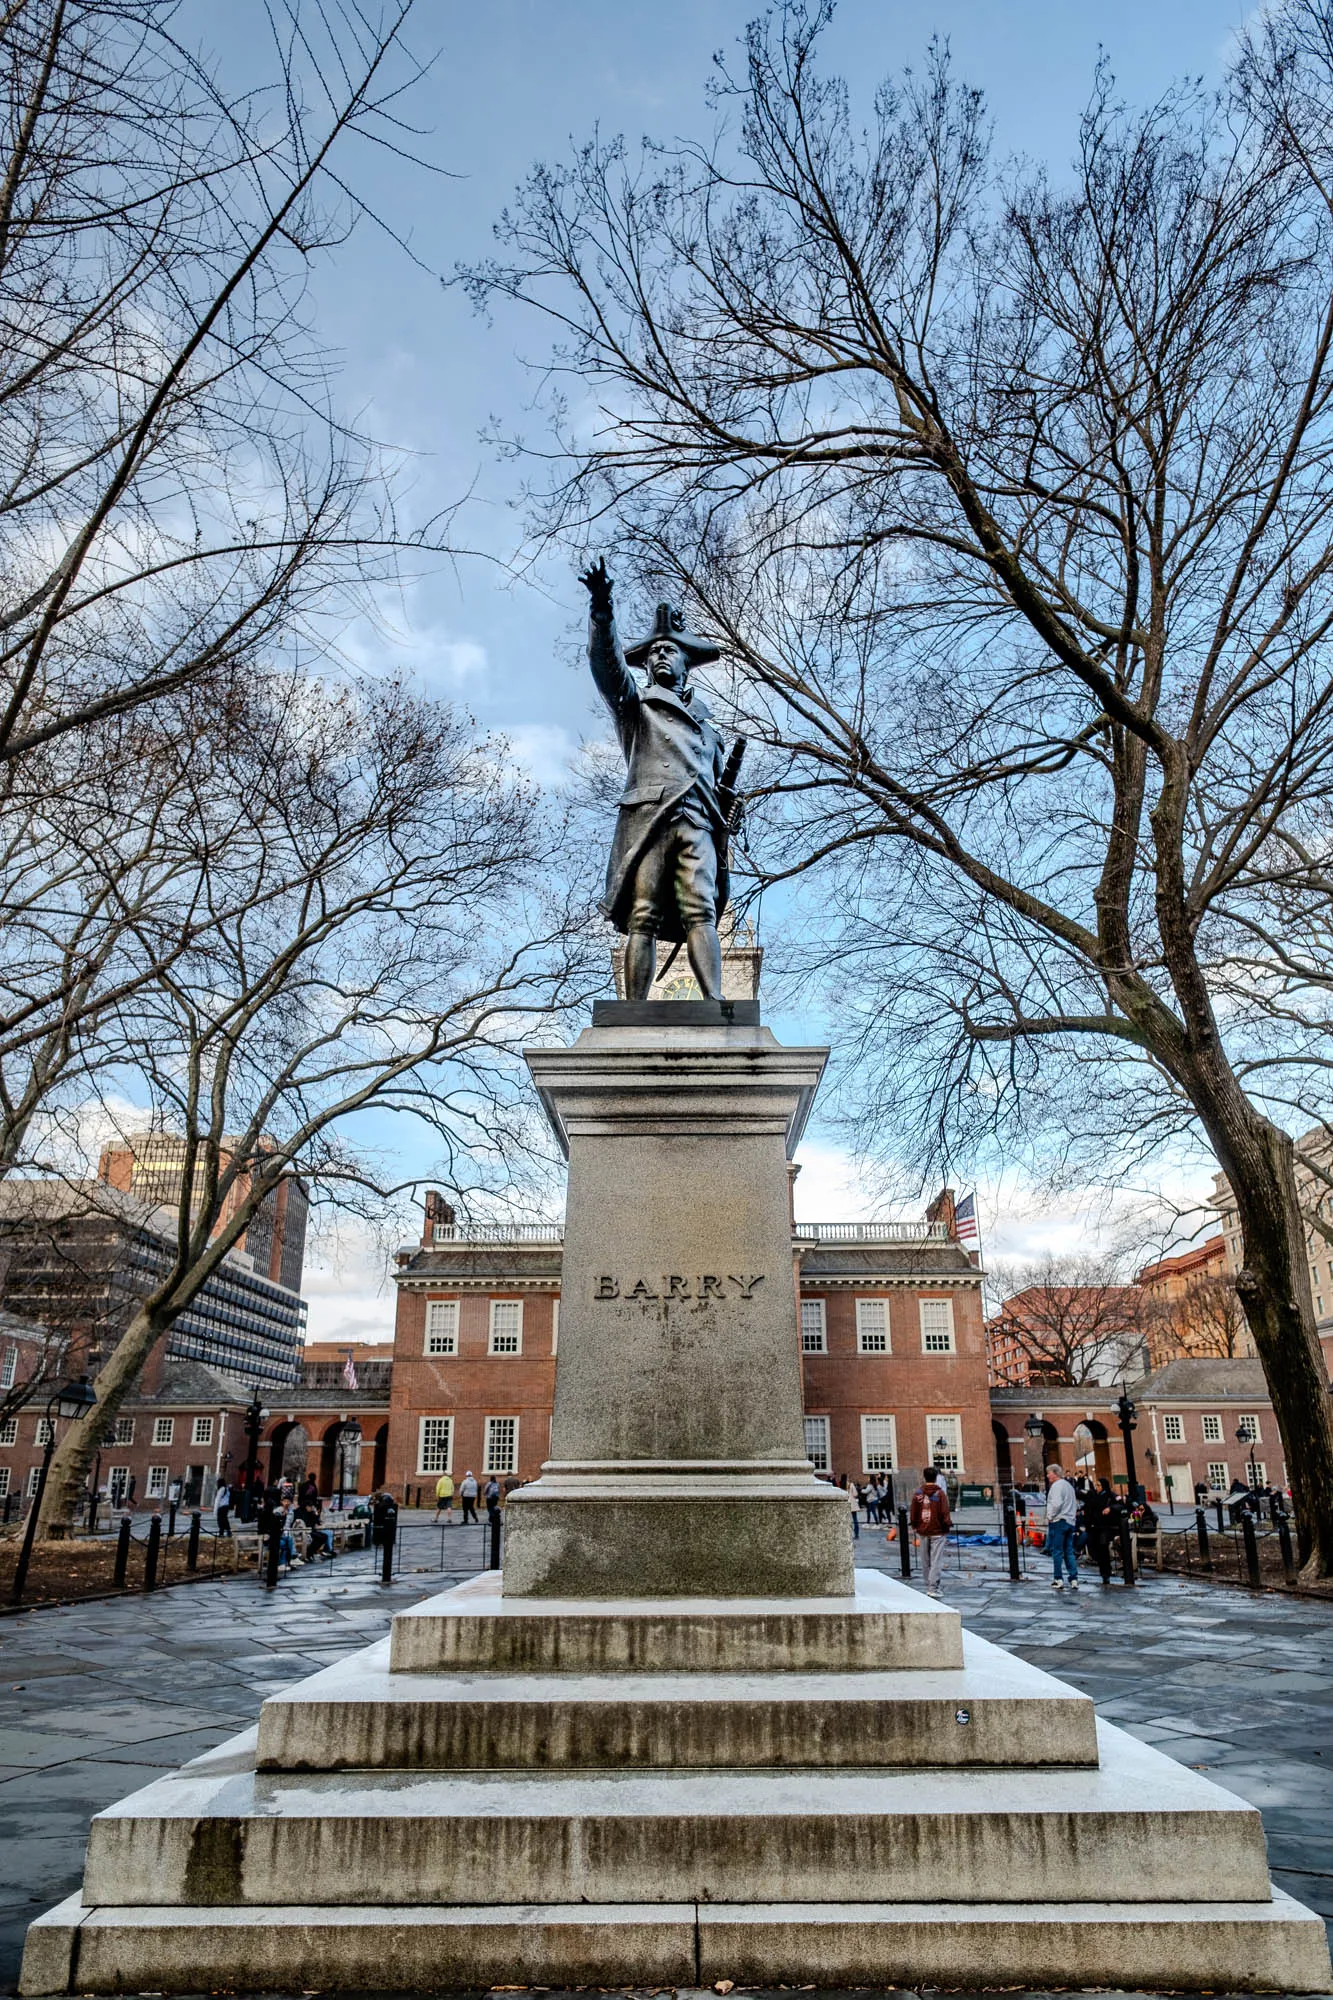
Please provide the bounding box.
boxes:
[991,1357,1286,1503]
[0,1334,391,1518]
[384,1195,992,1496]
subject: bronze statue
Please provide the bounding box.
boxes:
[580,560,743,1001]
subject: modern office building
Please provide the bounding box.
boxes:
[0,1180,306,1387]
[97,1132,308,1293]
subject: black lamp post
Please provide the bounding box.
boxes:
[10,1375,98,1605]
[239,1385,269,1523]
[1236,1421,1260,1490]
[1116,1388,1140,1503]
[336,1417,362,1512]
[1023,1410,1045,1477]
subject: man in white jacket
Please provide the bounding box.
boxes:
[1045,1462,1080,1592]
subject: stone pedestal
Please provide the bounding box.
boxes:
[503,1004,851,1598]
[20,1001,1333,1997]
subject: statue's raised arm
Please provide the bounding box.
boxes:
[580,559,636,724]
[578,561,732,1003]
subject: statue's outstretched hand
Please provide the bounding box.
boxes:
[579,557,614,615]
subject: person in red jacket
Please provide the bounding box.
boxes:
[909,1465,953,1598]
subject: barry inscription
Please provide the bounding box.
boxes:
[594,1273,766,1302]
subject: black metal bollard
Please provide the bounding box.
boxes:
[1195,1506,1212,1570]
[186,1510,201,1572]
[1118,1512,1136,1587]
[1215,1498,1225,1533]
[1241,1512,1263,1588]
[1004,1500,1021,1581]
[167,1498,178,1540]
[264,1530,281,1591]
[1277,1510,1297,1584]
[113,1515,132,1587]
[897,1506,911,1578]
[143,1516,162,1592]
[488,1512,502,1571]
[380,1527,395,1585]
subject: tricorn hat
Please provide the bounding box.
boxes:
[624,600,721,668]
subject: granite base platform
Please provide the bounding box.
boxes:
[20,1569,1332,1995]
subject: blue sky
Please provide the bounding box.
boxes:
[198,0,1256,1339]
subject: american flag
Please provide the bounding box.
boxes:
[954,1192,981,1249]
[342,1349,358,1391]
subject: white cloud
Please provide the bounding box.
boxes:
[791,1140,870,1220]
[506,722,579,787]
[302,1215,397,1347]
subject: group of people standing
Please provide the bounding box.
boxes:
[1041,1461,1156,1589]
[433,1470,505,1525]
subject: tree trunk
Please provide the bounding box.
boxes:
[1187,1076,1333,1577]
[36,1301,168,1540]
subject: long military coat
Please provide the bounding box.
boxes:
[589,611,730,942]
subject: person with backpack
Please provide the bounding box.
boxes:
[909,1464,953,1598]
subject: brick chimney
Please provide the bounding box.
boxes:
[925,1186,958,1238]
[422,1189,456,1246]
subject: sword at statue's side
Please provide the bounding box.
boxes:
[717,733,748,839]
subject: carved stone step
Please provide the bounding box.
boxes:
[83,1719,1270,1911]
[388,1568,963,1674]
[256,1630,1097,1771]
[22,1887,1332,1996]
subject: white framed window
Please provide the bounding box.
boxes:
[919,1298,956,1353]
[152,1416,174,1446]
[26,1465,41,1497]
[1238,1414,1262,1443]
[483,1415,518,1475]
[1163,1414,1184,1443]
[855,1299,890,1353]
[1207,1460,1228,1488]
[861,1414,898,1473]
[108,1466,129,1506]
[112,1416,134,1445]
[191,1416,214,1447]
[0,1346,15,1388]
[800,1299,827,1352]
[1202,1413,1222,1443]
[0,1466,9,1499]
[551,1298,559,1354]
[927,1414,963,1473]
[803,1414,830,1472]
[34,1416,53,1446]
[146,1465,169,1498]
[1246,1460,1267,1490]
[425,1299,460,1355]
[0,1416,17,1447]
[488,1300,523,1355]
[417,1415,454,1475]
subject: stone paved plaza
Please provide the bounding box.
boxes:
[0,1515,1330,1996]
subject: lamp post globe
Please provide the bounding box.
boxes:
[1236,1422,1259,1491]
[9,1375,97,1605]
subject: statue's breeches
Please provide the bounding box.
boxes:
[627,812,719,936]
